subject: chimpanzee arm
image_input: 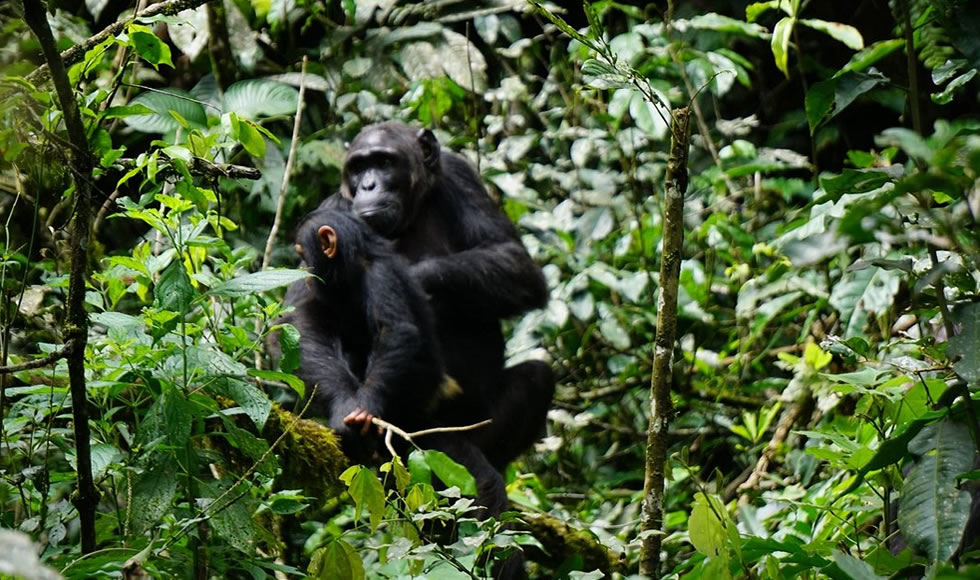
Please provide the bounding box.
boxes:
[357,263,442,420]
[291,314,363,432]
[412,164,547,318]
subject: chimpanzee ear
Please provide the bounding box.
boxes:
[317,225,338,259]
[417,128,440,169]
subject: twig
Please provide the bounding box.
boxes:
[0,345,72,375]
[262,57,308,270]
[115,156,262,180]
[371,417,494,458]
[23,0,100,554]
[25,0,215,86]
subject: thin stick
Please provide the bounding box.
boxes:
[371,417,493,459]
[262,57,307,270]
[0,346,71,375]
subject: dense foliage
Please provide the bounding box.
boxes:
[1,0,978,578]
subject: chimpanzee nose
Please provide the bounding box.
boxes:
[361,177,376,191]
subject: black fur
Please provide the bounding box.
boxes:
[283,207,444,461]
[328,122,555,471]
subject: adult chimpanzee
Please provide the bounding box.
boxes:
[323,121,555,471]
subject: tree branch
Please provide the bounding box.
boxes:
[22,0,100,554]
[639,107,690,577]
[0,345,71,375]
[25,0,214,87]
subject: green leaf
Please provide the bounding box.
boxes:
[208,269,311,297]
[122,89,208,134]
[423,449,477,495]
[208,377,272,430]
[688,13,769,38]
[932,69,978,105]
[223,79,298,120]
[310,539,365,580]
[689,492,728,559]
[805,72,887,134]
[836,39,904,77]
[248,368,305,399]
[833,552,885,580]
[204,482,256,554]
[155,260,195,313]
[103,104,156,119]
[899,417,975,562]
[948,303,980,383]
[408,449,433,485]
[137,389,193,448]
[828,264,901,338]
[771,17,794,78]
[817,167,900,202]
[799,19,863,50]
[229,112,266,158]
[277,323,302,375]
[129,29,173,69]
[347,467,386,532]
[581,59,630,90]
[745,1,782,22]
[130,460,177,533]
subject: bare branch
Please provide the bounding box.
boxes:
[0,345,71,375]
[262,57,308,270]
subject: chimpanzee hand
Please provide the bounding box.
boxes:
[343,407,384,436]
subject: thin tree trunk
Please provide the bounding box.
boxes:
[22,0,100,554]
[638,107,690,577]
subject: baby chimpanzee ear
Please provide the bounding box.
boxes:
[318,225,338,259]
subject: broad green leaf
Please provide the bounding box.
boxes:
[310,539,364,580]
[828,264,900,338]
[771,17,794,78]
[137,389,193,448]
[689,492,728,559]
[67,443,121,480]
[208,377,272,430]
[629,90,670,140]
[817,167,901,203]
[129,27,174,69]
[932,69,977,105]
[805,72,886,133]
[581,59,630,90]
[746,1,783,22]
[130,460,177,533]
[122,89,207,134]
[204,482,256,554]
[223,79,298,120]
[424,449,477,495]
[248,368,305,399]
[948,303,980,383]
[899,418,975,562]
[799,19,863,50]
[408,449,433,485]
[347,467,386,532]
[688,13,768,38]
[208,269,311,297]
[875,128,933,162]
[103,104,156,119]
[155,260,195,313]
[277,323,302,375]
[833,552,885,580]
[836,39,904,77]
[233,115,266,158]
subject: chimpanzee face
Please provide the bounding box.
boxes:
[341,123,440,236]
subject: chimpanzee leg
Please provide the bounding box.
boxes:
[479,360,554,471]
